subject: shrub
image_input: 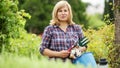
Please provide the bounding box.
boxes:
[0,0,41,57]
[84,24,114,63]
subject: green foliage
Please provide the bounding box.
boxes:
[103,0,114,23]
[108,44,120,68]
[8,33,40,57]
[86,14,106,29]
[19,0,54,34]
[0,53,78,68]
[84,24,114,63]
[0,0,41,57]
[0,0,20,52]
[68,0,88,27]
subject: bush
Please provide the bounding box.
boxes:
[86,14,106,29]
[7,33,41,57]
[0,0,41,57]
[84,24,114,63]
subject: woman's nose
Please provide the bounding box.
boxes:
[62,11,65,14]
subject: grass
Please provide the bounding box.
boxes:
[0,52,82,68]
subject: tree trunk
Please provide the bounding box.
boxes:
[114,0,120,44]
[112,0,120,68]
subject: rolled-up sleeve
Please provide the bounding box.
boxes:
[76,25,88,48]
[76,25,84,39]
[39,26,52,55]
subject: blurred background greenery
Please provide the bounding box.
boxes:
[0,0,115,68]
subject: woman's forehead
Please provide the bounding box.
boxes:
[58,5,69,10]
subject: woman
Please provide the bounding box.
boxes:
[39,0,87,62]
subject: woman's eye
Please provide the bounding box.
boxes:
[58,10,62,12]
[64,10,67,12]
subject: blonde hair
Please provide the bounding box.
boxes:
[50,0,75,25]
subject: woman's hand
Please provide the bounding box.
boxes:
[58,50,70,58]
[79,46,87,52]
[43,49,70,58]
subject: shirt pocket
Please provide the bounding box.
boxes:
[69,33,79,44]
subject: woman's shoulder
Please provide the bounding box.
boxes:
[45,25,51,28]
[45,25,54,29]
[72,24,82,29]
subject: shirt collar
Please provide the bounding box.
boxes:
[53,24,73,28]
[53,25,59,28]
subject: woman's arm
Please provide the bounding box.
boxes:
[43,48,70,58]
[76,25,87,51]
[40,26,70,58]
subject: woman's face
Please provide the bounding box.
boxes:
[57,6,69,22]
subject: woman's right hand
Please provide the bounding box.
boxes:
[58,50,70,58]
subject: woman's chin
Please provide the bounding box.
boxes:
[60,19,68,22]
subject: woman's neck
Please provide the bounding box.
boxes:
[59,22,68,27]
[59,22,68,32]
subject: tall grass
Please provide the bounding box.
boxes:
[0,52,81,68]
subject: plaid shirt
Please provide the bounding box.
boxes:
[40,24,84,61]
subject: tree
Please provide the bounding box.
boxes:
[109,0,120,68]
[0,0,21,52]
[0,0,40,56]
[19,0,56,34]
[0,0,30,52]
[103,0,114,24]
[67,0,88,27]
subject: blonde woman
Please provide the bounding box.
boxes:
[40,0,87,62]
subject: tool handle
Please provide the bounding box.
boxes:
[68,45,75,52]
